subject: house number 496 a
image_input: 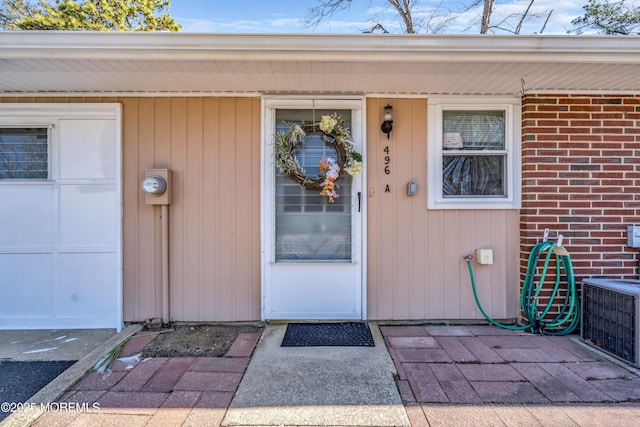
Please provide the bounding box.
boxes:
[384,146,391,193]
[384,146,390,175]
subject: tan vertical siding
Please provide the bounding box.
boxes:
[202,98,220,320]
[137,97,262,322]
[366,98,520,321]
[137,98,164,319]
[120,97,143,321]
[165,97,261,322]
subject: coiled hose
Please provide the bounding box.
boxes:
[464,240,580,335]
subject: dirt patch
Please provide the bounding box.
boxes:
[141,324,263,358]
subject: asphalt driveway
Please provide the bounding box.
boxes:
[0,360,75,422]
[0,328,117,423]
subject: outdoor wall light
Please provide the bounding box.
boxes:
[381,104,393,139]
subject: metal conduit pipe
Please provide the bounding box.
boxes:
[161,204,170,325]
[141,169,172,325]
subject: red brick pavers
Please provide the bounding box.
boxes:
[31,331,262,427]
[381,325,640,426]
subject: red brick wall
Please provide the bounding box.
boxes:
[521,94,640,287]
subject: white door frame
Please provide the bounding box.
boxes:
[260,97,367,320]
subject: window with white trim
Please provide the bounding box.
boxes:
[0,127,49,180]
[428,97,521,209]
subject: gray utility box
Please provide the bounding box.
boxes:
[628,224,640,248]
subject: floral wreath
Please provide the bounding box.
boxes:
[274,113,363,203]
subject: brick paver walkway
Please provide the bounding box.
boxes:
[30,331,261,427]
[381,325,640,426]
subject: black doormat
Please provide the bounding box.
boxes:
[281,322,375,347]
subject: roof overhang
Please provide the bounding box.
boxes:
[1,32,639,96]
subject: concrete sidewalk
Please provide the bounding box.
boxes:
[222,323,409,426]
[0,329,118,362]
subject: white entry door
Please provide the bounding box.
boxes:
[262,99,365,320]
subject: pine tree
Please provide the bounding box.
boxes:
[0,0,180,31]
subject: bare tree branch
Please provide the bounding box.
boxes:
[480,0,494,34]
[539,9,553,34]
[363,22,389,33]
[304,0,354,28]
[305,0,554,35]
[484,0,549,35]
[420,0,452,33]
[387,0,415,33]
[461,0,483,13]
[514,0,534,34]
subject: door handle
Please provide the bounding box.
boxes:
[357,192,361,212]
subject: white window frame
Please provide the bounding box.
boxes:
[427,96,521,210]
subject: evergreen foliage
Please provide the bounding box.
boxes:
[572,0,639,34]
[0,0,180,31]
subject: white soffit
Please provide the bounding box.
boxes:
[1,32,639,95]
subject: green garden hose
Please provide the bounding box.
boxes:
[464,240,580,335]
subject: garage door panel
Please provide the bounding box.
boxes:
[0,104,122,330]
[0,254,52,317]
[59,185,119,248]
[58,119,117,180]
[55,253,118,317]
[0,186,53,247]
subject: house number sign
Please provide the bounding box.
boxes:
[384,145,391,193]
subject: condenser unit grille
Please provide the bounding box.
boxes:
[581,279,640,367]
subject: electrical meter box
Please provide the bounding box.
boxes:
[628,225,640,248]
[142,168,172,205]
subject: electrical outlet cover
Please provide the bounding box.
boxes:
[475,248,493,265]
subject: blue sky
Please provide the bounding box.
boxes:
[167,0,594,35]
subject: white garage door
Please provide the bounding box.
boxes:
[0,104,122,330]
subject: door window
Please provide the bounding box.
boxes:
[274,109,353,261]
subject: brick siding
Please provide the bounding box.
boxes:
[521,94,640,292]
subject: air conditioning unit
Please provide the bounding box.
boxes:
[581,278,640,367]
